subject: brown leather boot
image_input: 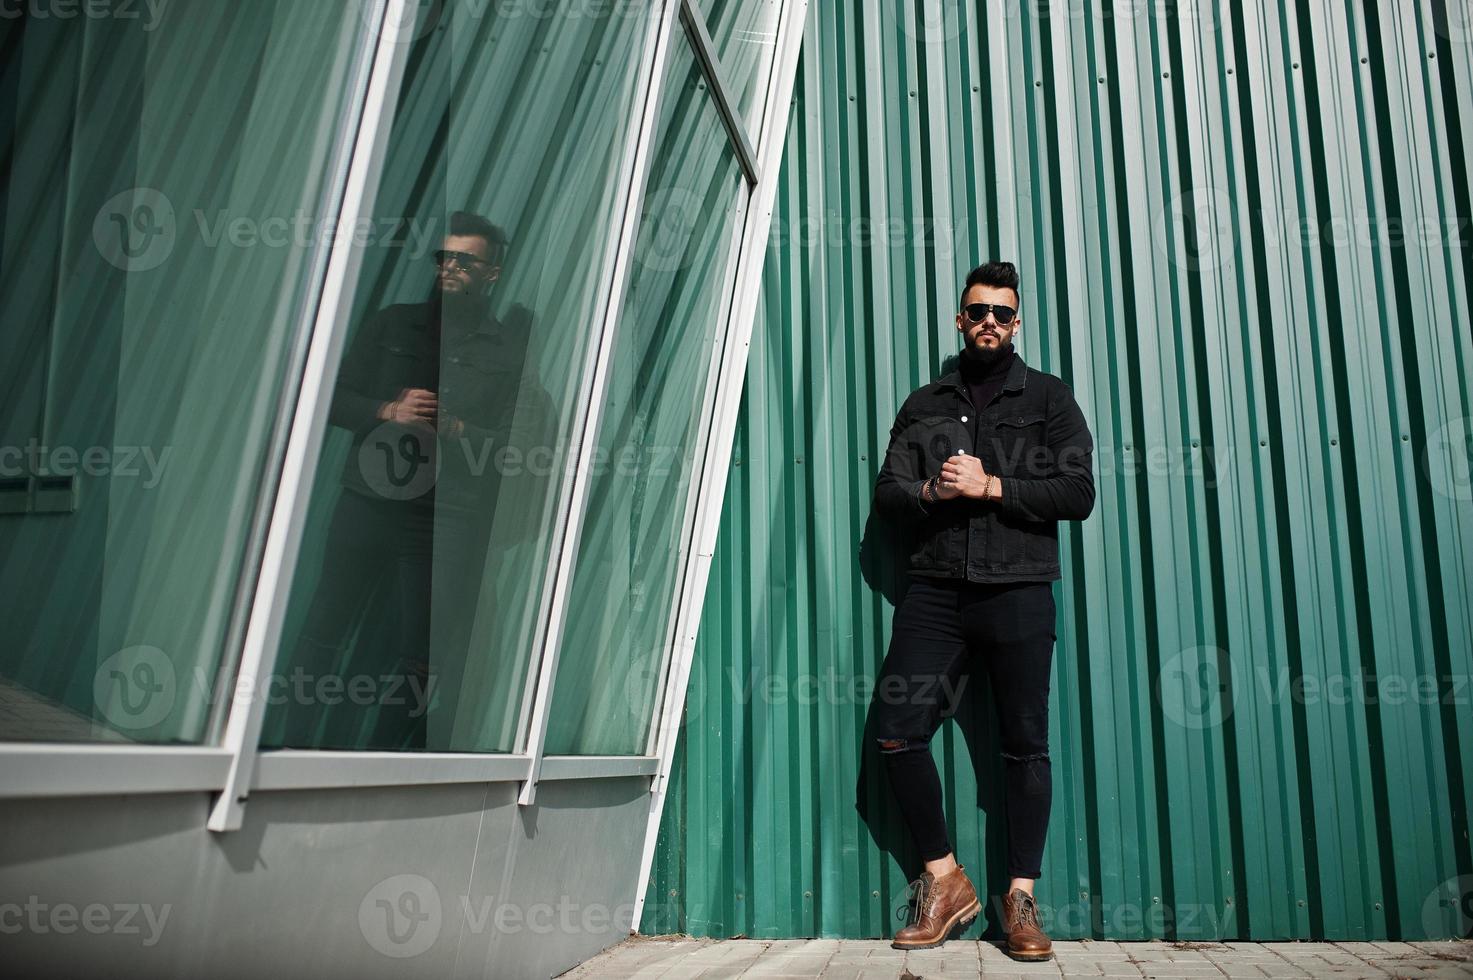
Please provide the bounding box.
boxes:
[1001,886,1054,960]
[890,864,981,950]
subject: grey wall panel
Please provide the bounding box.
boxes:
[0,779,650,979]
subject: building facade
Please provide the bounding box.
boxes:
[0,0,804,976]
[1,2,1470,977]
[642,0,1473,945]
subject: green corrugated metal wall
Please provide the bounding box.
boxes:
[643,0,1473,941]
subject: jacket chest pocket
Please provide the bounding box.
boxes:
[916,414,973,472]
[444,352,519,421]
[373,340,430,391]
[988,411,1047,475]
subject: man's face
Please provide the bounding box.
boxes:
[955,282,1022,352]
[435,234,500,295]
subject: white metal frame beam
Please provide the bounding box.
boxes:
[0,745,232,798]
[206,0,416,831]
[0,748,661,799]
[680,0,760,186]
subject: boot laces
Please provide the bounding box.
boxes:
[903,876,935,924]
[1016,891,1040,928]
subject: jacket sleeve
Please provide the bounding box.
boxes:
[873,399,936,524]
[328,311,391,436]
[999,379,1096,522]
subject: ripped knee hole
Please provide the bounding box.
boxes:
[1000,750,1050,763]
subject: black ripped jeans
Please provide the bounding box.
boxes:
[873,576,1056,879]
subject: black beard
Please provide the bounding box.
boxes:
[426,281,489,330]
[962,338,1012,367]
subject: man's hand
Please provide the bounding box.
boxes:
[379,388,439,427]
[438,411,466,439]
[937,452,994,500]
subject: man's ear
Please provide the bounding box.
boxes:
[486,265,502,284]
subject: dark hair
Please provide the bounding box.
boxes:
[448,210,510,265]
[959,260,1021,309]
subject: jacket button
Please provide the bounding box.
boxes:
[961,416,968,422]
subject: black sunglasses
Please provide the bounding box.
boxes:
[961,302,1017,326]
[433,249,489,270]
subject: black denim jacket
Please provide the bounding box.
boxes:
[873,352,1096,583]
[328,301,556,517]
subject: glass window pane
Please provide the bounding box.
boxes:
[261,0,654,753]
[695,0,783,140]
[0,2,367,743]
[546,37,745,755]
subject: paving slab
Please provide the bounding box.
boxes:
[557,938,1473,979]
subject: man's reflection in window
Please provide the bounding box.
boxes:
[279,211,552,750]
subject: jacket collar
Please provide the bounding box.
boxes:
[936,348,1030,396]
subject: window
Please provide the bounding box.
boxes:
[260,0,656,753]
[0,1,368,744]
[546,34,745,755]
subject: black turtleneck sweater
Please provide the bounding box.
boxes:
[958,341,1016,419]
